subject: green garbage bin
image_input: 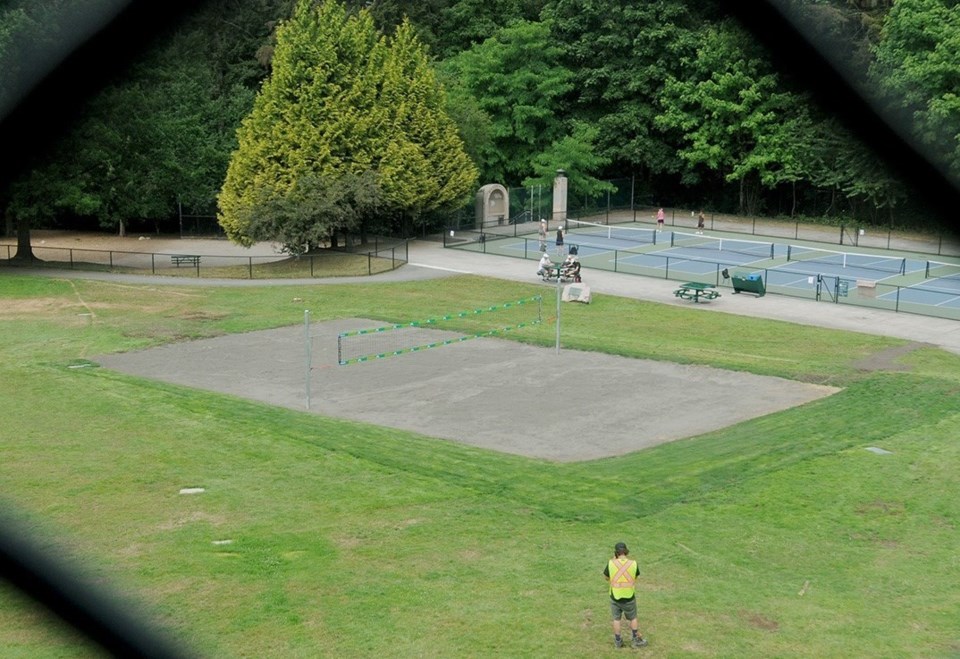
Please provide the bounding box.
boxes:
[731,272,765,297]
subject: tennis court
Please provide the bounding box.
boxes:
[464,220,959,318]
[611,231,779,279]
[891,263,960,309]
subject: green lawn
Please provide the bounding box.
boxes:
[1,272,958,657]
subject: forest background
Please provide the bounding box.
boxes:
[1,0,958,250]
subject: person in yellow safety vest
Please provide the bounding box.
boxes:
[603,542,647,649]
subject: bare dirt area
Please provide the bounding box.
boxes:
[1,230,286,270]
[850,341,932,371]
[1,229,281,256]
[94,320,839,462]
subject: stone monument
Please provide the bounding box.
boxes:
[552,169,568,224]
[475,183,509,228]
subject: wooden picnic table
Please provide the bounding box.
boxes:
[674,281,720,303]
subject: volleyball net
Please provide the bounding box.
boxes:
[336,296,543,365]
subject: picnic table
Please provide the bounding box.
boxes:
[674,281,720,303]
[171,254,201,267]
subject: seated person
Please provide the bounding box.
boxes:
[537,252,554,277]
[561,253,582,282]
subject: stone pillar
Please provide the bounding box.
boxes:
[552,169,568,224]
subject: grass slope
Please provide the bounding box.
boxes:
[0,273,958,657]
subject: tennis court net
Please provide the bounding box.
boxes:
[670,231,775,259]
[566,219,656,245]
[787,245,906,274]
[925,260,960,281]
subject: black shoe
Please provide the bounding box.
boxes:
[632,636,648,648]
[614,637,623,648]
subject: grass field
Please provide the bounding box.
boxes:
[1,271,959,657]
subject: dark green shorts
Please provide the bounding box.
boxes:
[610,597,637,621]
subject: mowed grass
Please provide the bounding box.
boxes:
[1,272,958,658]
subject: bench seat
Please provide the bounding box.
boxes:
[171,255,200,267]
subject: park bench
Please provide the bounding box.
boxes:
[674,282,720,303]
[171,255,201,267]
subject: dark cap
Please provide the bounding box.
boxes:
[614,542,628,554]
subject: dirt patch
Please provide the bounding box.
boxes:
[0,297,80,315]
[740,610,779,631]
[2,230,280,256]
[177,311,229,321]
[850,341,933,371]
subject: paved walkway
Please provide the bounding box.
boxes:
[404,240,960,356]
[6,236,960,354]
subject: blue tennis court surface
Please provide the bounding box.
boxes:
[458,222,960,319]
[893,274,960,308]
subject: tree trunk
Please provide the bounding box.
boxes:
[119,218,126,237]
[13,214,35,261]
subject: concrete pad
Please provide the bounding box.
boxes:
[95,321,838,462]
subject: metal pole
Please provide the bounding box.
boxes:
[555,269,562,355]
[304,310,311,410]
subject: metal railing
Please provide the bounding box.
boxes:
[0,240,409,279]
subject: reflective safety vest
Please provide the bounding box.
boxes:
[608,557,638,599]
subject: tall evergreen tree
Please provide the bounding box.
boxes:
[218,0,475,247]
[376,20,479,229]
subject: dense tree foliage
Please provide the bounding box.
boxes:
[1,0,957,245]
[544,0,711,183]
[1,0,288,252]
[441,20,574,185]
[870,0,960,184]
[347,0,548,59]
